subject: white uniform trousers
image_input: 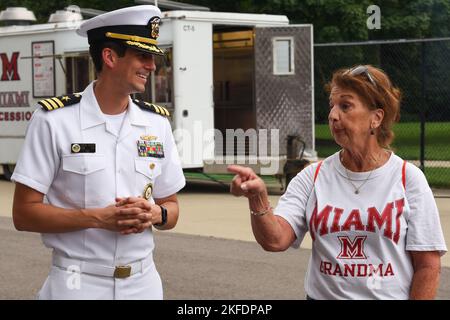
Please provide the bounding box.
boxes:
[37,255,163,300]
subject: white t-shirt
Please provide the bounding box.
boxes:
[274,151,447,300]
[103,110,126,137]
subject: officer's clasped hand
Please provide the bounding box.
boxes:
[114,197,156,235]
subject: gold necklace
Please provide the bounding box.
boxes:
[340,151,382,194]
[343,166,374,194]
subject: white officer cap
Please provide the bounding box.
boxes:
[76,5,163,55]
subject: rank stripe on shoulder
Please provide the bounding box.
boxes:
[46,98,59,110]
[159,106,170,116]
[133,99,170,117]
[51,97,65,108]
[154,105,163,114]
[39,94,82,111]
[153,104,169,116]
[38,99,54,111]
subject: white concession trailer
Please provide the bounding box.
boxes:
[0,8,315,180]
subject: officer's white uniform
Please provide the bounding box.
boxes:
[12,81,185,299]
[11,6,185,299]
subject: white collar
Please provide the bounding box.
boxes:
[80,82,150,130]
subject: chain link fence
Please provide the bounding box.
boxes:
[314,38,450,189]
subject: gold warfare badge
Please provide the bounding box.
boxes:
[143,183,153,200]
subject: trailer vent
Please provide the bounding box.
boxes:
[0,7,36,26]
[48,6,83,23]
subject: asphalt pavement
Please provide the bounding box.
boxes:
[0,216,310,299]
[1,179,449,299]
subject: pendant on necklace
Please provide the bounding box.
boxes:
[355,190,359,194]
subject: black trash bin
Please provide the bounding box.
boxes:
[283,135,309,187]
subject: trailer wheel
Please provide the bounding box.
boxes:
[2,164,15,181]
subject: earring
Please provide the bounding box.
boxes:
[370,124,375,135]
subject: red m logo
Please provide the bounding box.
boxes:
[337,236,367,259]
[1,52,20,81]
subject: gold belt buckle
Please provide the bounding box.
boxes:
[114,265,132,278]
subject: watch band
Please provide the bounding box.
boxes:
[154,205,167,227]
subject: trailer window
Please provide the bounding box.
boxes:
[273,37,295,75]
[154,49,172,104]
[137,48,173,108]
[66,55,95,93]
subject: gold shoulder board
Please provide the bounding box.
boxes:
[38,93,82,111]
[133,99,170,117]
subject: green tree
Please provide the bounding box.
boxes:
[0,0,135,23]
[178,0,450,40]
[4,0,450,40]
[3,0,450,121]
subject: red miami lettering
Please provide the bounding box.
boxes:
[393,198,405,244]
[1,52,20,81]
[0,91,29,108]
[330,207,343,233]
[341,209,365,231]
[366,202,394,239]
[309,205,332,240]
[309,198,405,244]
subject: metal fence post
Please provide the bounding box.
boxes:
[314,37,450,188]
[420,41,425,173]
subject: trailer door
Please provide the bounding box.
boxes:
[253,25,314,157]
[213,29,255,156]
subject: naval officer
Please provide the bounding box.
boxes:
[11,5,185,299]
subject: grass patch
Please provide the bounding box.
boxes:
[425,167,450,189]
[316,122,450,160]
[184,172,280,185]
[315,122,450,188]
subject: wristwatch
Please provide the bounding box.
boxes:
[154,205,167,227]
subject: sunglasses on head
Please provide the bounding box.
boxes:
[344,65,378,88]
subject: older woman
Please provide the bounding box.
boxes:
[228,65,447,300]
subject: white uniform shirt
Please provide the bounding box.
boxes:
[275,151,447,300]
[12,82,186,267]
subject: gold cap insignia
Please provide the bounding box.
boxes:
[149,16,160,39]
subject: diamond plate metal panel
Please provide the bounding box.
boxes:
[254,26,313,156]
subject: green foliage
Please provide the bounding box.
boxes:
[2,0,448,186]
[3,0,450,40]
[178,1,450,127]
[0,0,135,23]
[177,0,450,40]
[316,122,450,188]
[316,122,450,161]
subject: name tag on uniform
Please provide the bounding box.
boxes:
[71,143,96,153]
